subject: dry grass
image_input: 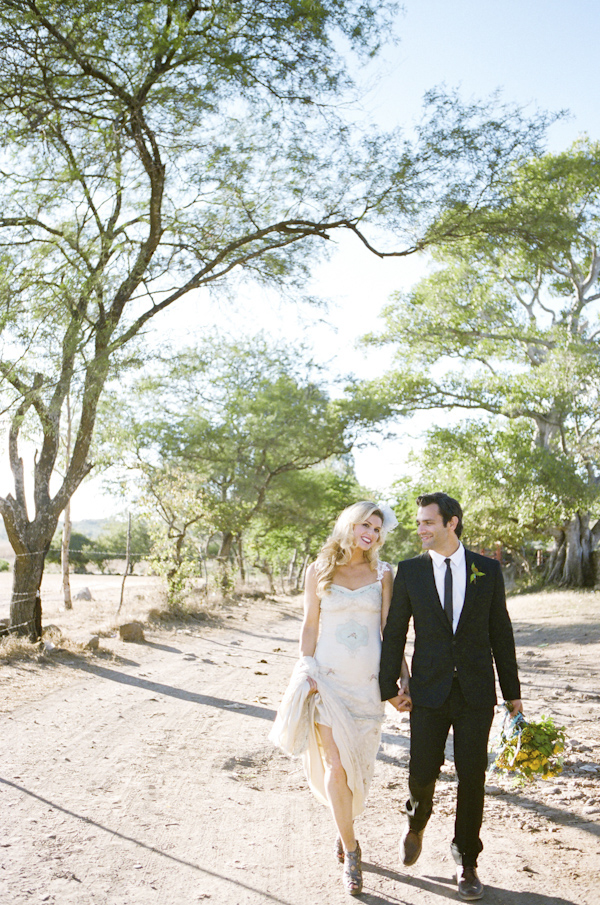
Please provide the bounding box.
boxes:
[0,634,44,662]
[147,594,223,627]
[0,625,103,663]
[92,627,121,638]
[0,573,272,662]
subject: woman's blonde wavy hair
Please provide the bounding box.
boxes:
[313,501,385,598]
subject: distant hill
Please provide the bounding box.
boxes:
[68,518,120,540]
[0,516,126,545]
[0,516,134,568]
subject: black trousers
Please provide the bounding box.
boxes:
[407,678,494,868]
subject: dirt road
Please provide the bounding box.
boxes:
[1,575,599,904]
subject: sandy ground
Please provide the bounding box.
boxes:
[0,572,599,905]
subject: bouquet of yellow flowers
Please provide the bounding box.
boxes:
[490,705,566,784]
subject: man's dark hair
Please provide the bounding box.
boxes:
[416,492,463,539]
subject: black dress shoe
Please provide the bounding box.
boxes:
[456,865,484,900]
[400,825,424,866]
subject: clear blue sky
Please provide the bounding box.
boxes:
[73,0,600,517]
[368,0,599,146]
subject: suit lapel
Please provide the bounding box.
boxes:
[457,547,477,632]
[419,553,452,632]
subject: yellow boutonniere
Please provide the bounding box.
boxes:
[470,563,485,584]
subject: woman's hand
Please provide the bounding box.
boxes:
[387,690,412,713]
[397,688,412,712]
[307,676,318,695]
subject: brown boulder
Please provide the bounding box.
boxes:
[119,622,145,643]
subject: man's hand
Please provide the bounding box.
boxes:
[387,691,412,713]
[506,699,523,716]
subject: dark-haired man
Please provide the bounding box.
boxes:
[379,492,522,901]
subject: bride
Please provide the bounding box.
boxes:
[270,501,411,895]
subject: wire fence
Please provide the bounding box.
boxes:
[6,548,148,560]
[1,545,150,636]
[0,617,37,636]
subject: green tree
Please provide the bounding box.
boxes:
[95,518,154,574]
[363,140,600,586]
[244,459,365,592]
[103,337,373,598]
[0,0,554,632]
[395,421,593,568]
[47,530,95,573]
[134,464,213,603]
[377,477,424,563]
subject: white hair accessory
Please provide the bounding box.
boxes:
[376,502,399,532]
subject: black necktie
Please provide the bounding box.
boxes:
[444,557,453,629]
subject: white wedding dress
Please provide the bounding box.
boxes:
[269,562,391,816]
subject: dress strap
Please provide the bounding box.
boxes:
[376,560,392,581]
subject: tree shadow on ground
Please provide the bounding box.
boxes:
[143,640,183,653]
[0,646,140,670]
[222,624,301,646]
[194,631,298,660]
[513,622,600,647]
[498,789,600,838]
[61,657,278,720]
[0,777,293,905]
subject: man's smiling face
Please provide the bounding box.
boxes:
[416,503,458,555]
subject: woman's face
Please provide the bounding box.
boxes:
[352,514,383,552]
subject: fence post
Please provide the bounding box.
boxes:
[116,513,132,615]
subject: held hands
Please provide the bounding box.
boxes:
[389,663,413,712]
[387,692,412,712]
[387,678,413,713]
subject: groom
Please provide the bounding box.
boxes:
[379,492,522,901]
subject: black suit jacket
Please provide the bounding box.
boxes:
[379,549,521,709]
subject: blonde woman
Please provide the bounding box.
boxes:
[270,501,411,895]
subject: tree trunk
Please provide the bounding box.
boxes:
[254,559,276,595]
[2,382,95,631]
[546,512,598,587]
[61,393,73,609]
[236,535,246,583]
[218,531,234,561]
[297,552,310,591]
[287,548,298,590]
[164,528,188,605]
[216,532,235,594]
[563,513,594,587]
[1,488,58,636]
[546,528,566,583]
[61,501,73,611]
[10,548,47,639]
[117,512,132,615]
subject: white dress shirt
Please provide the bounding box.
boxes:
[429,543,466,634]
